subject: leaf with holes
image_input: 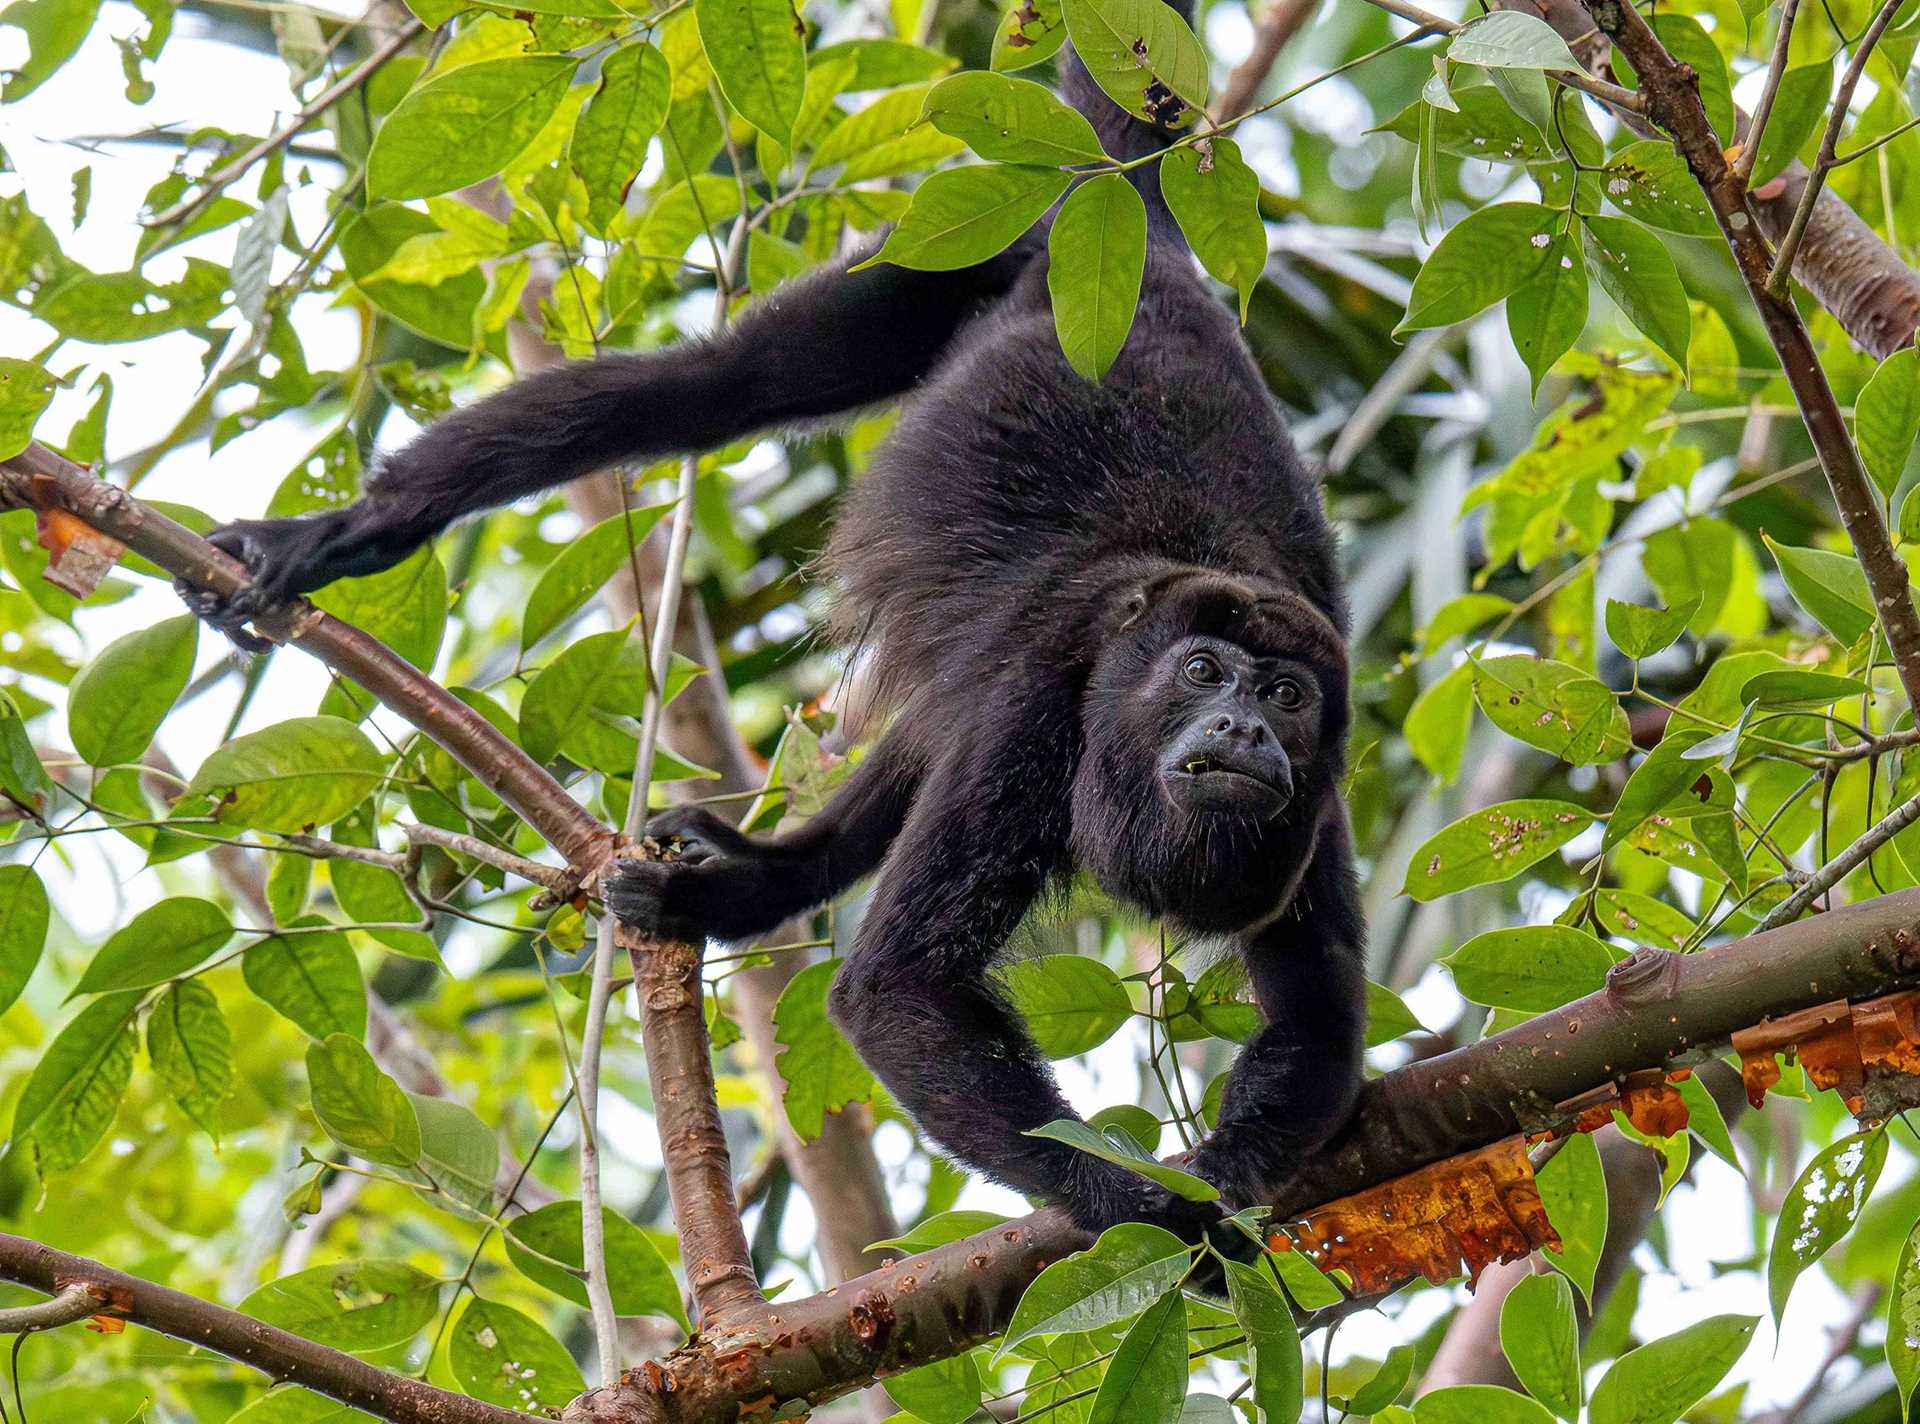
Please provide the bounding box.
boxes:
[1472,654,1630,765]
[240,1260,440,1350]
[1061,0,1208,128]
[450,1297,585,1410]
[1403,799,1595,901]
[1769,1129,1888,1326]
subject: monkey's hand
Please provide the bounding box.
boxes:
[604,807,792,943]
[173,510,356,651]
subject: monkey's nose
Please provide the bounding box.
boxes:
[1207,714,1268,744]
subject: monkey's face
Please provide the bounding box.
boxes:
[1155,638,1318,822]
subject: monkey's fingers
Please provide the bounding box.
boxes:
[173,578,275,655]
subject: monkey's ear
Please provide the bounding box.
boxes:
[1120,588,1152,629]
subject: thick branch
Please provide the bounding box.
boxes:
[0,1235,536,1424]
[1571,0,1920,712]
[566,888,1920,1423]
[0,444,612,870]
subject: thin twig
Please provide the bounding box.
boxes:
[1357,0,1646,110]
[1755,787,1920,931]
[144,19,425,230]
[0,1286,99,1335]
[1766,0,1905,295]
[1734,0,1801,186]
[1215,0,1322,121]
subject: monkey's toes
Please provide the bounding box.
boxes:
[605,859,702,940]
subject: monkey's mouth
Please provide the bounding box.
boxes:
[1163,752,1292,817]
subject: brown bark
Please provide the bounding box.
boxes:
[1214,0,1322,121]
[0,1235,536,1424]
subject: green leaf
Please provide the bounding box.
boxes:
[1399,202,1558,333]
[330,801,438,961]
[992,0,1067,71]
[146,980,232,1140]
[1501,1272,1581,1421]
[187,716,387,833]
[923,71,1104,165]
[1443,925,1615,1012]
[869,1209,1011,1253]
[1000,1221,1191,1354]
[1348,1345,1415,1414]
[1588,1315,1758,1424]
[1741,670,1869,706]
[343,203,490,350]
[0,865,49,1016]
[449,1297,586,1410]
[1047,173,1147,381]
[409,1095,499,1212]
[1403,799,1595,901]
[1405,661,1474,784]
[1376,85,1554,164]
[1087,1285,1187,1424]
[231,1390,368,1423]
[1026,1118,1219,1201]
[1769,1129,1888,1326]
[1581,216,1690,370]
[1537,1129,1606,1305]
[306,1032,423,1169]
[774,959,875,1141]
[1417,1386,1556,1424]
[1472,654,1630,765]
[0,0,101,101]
[1588,889,1695,951]
[1506,234,1588,397]
[239,1260,440,1350]
[1228,1266,1305,1420]
[1604,597,1697,660]
[1365,979,1426,1046]
[1161,137,1265,322]
[522,502,674,650]
[309,546,447,720]
[504,1199,688,1325]
[1750,65,1830,184]
[1888,1219,1920,1420]
[67,614,197,766]
[885,1352,986,1424]
[1858,347,1920,498]
[1648,16,1733,140]
[696,0,805,143]
[572,41,671,233]
[867,167,1069,271]
[996,954,1134,1057]
[1603,736,1713,853]
[1447,11,1580,69]
[521,625,630,763]
[8,991,140,1172]
[1061,0,1207,128]
[1762,536,1875,644]
[243,920,367,1040]
[1601,142,1719,237]
[1611,1107,1687,1206]
[368,55,580,200]
[0,358,59,460]
[71,896,232,997]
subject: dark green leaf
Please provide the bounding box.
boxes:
[1858,346,1920,498]
[1026,1119,1219,1201]
[242,919,367,1040]
[1364,980,1426,1046]
[867,164,1072,271]
[1741,670,1869,706]
[1087,1285,1187,1424]
[1399,202,1558,332]
[146,980,232,1140]
[1601,142,1719,237]
[1506,234,1587,396]
[1000,1221,1190,1353]
[367,56,579,200]
[1588,1315,1758,1424]
[1581,216,1690,370]
[1751,66,1830,184]
[71,896,232,996]
[1417,1386,1557,1424]
[869,1209,1011,1253]
[885,1352,986,1424]
[1604,597,1696,660]
[1226,1261,1303,1424]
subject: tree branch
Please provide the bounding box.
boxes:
[0,1235,538,1424]
[565,888,1920,1423]
[1215,0,1322,122]
[1570,0,1920,712]
[0,444,613,871]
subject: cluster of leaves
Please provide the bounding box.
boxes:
[3,0,1920,1416]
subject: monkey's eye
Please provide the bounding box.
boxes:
[1269,678,1307,709]
[1183,653,1225,687]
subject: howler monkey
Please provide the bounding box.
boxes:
[181,1,1367,1247]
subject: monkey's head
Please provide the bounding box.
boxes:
[1070,567,1349,928]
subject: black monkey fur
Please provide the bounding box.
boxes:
[181,6,1369,1250]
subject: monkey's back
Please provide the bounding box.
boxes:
[824,247,1346,717]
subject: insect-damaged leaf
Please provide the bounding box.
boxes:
[240,1259,440,1350]
[1888,1219,1920,1420]
[1472,654,1630,765]
[187,716,386,833]
[999,1221,1190,1354]
[1061,0,1208,129]
[992,0,1067,71]
[1403,799,1594,901]
[1769,1128,1888,1327]
[1048,172,1147,381]
[449,1297,586,1410]
[571,41,671,234]
[1506,232,1587,398]
[1600,141,1719,237]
